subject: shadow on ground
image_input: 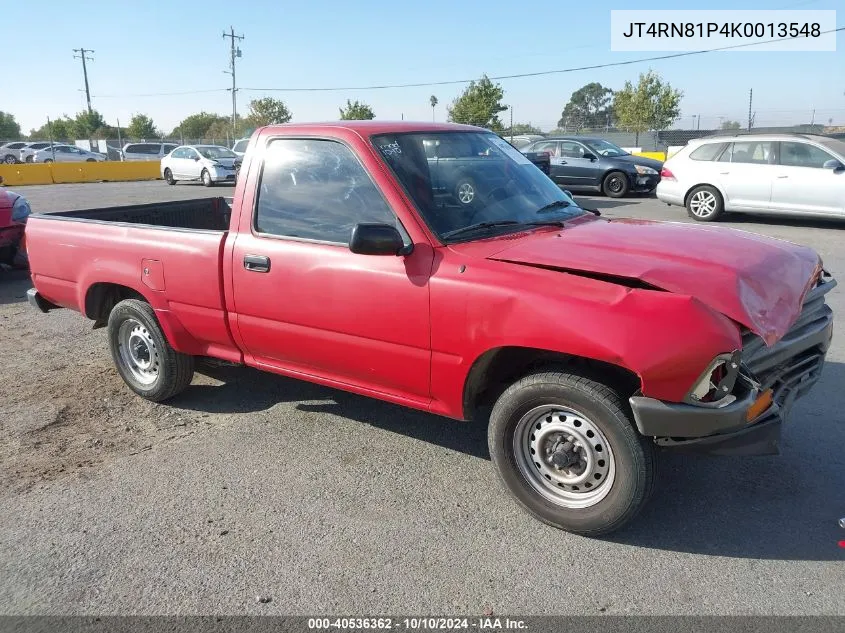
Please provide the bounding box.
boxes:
[178,359,845,561]
[723,212,845,231]
[0,271,31,305]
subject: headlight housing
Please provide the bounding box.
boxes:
[634,165,658,176]
[11,196,32,223]
[687,351,742,406]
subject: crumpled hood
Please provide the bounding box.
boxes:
[486,217,822,346]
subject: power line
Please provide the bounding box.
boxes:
[240,27,844,93]
[72,48,95,112]
[93,88,229,98]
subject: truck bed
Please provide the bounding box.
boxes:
[45,197,232,231]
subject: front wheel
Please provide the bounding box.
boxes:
[107,299,195,402]
[164,168,177,185]
[3,155,16,164]
[602,171,630,198]
[488,370,657,536]
[86,158,96,162]
[201,169,214,187]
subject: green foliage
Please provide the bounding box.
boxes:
[503,123,541,136]
[245,97,292,127]
[29,117,74,141]
[0,111,21,139]
[171,112,229,139]
[339,99,375,120]
[558,82,614,131]
[204,118,243,142]
[430,95,438,108]
[71,110,107,139]
[447,75,507,131]
[612,70,683,142]
[720,119,742,130]
[126,114,161,139]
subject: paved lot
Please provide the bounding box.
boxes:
[1,181,843,615]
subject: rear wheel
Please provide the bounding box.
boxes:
[107,299,194,402]
[86,158,96,162]
[164,168,177,185]
[201,169,214,187]
[43,159,53,164]
[488,370,657,536]
[3,154,16,164]
[602,171,629,198]
[686,185,724,221]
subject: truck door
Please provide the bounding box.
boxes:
[229,137,433,404]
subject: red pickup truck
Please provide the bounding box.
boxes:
[26,122,835,536]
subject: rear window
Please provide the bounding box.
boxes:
[689,142,727,161]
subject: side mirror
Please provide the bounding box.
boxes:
[349,223,410,256]
[193,156,200,161]
[563,190,573,198]
[823,159,844,171]
[582,152,597,161]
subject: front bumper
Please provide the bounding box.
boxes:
[631,173,660,192]
[211,169,237,182]
[630,275,835,456]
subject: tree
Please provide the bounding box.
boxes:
[612,70,683,144]
[29,117,74,141]
[204,117,245,142]
[558,82,614,132]
[339,99,375,120]
[502,123,541,136]
[720,119,742,130]
[244,97,292,127]
[126,114,161,139]
[71,110,107,139]
[447,75,507,131]
[172,112,228,139]
[0,111,21,139]
[430,95,438,121]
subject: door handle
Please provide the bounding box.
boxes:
[243,254,271,273]
[776,175,788,179]
[719,171,730,175]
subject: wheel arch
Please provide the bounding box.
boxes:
[462,346,642,421]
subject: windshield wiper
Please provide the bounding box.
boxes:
[535,200,571,214]
[442,220,522,239]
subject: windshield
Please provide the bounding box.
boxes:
[197,146,236,159]
[584,139,628,157]
[372,131,584,242]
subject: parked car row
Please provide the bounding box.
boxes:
[0,141,106,164]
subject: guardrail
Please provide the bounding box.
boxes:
[0,161,161,186]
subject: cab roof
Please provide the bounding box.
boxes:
[257,121,486,136]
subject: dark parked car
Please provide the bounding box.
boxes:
[521,137,663,198]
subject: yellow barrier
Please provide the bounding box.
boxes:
[0,161,161,186]
[0,163,54,186]
[632,151,667,162]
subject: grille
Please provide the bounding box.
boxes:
[741,274,835,408]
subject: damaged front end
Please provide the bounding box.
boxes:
[630,271,836,456]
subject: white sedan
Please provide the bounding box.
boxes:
[657,133,845,221]
[161,145,239,187]
[31,145,107,163]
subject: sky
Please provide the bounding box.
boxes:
[5,0,844,135]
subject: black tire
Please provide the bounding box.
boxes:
[602,171,630,198]
[685,185,724,222]
[86,158,96,162]
[107,299,194,402]
[201,169,214,187]
[43,159,53,164]
[453,176,478,207]
[488,370,657,536]
[164,168,177,185]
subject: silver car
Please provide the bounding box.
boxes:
[160,145,239,186]
[1,142,28,164]
[19,142,60,163]
[232,137,250,157]
[657,133,845,221]
[121,142,179,162]
[31,144,107,163]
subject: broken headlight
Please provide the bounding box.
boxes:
[688,351,742,406]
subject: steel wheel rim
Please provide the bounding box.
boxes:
[689,190,717,217]
[514,404,616,509]
[607,176,624,193]
[117,319,159,386]
[457,182,475,204]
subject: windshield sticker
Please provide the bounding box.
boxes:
[489,136,532,165]
[379,141,402,156]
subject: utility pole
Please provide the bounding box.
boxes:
[810,109,815,126]
[510,106,514,143]
[747,89,753,132]
[222,26,244,138]
[73,48,94,113]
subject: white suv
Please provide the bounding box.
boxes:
[657,134,845,221]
